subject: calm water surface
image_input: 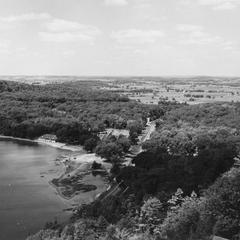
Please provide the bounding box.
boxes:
[0,139,71,240]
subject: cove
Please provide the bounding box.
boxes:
[0,139,71,240]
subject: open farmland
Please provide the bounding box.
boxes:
[100,76,240,104]
[1,75,240,104]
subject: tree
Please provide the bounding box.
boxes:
[160,190,201,240]
[139,197,164,234]
[104,225,132,240]
[159,168,240,240]
[127,120,143,144]
[84,137,99,152]
[129,131,139,144]
[200,168,240,239]
[95,142,123,163]
[117,135,131,152]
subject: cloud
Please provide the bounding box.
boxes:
[177,24,236,50]
[181,0,240,10]
[62,50,75,57]
[176,24,221,45]
[0,40,11,54]
[39,31,97,43]
[198,0,239,10]
[183,34,223,45]
[221,41,236,51]
[214,1,236,9]
[111,29,165,45]
[39,18,101,43]
[0,41,29,55]
[132,0,152,9]
[177,24,221,45]
[177,24,203,32]
[0,13,101,44]
[104,0,128,6]
[0,13,51,22]
[133,49,149,55]
[43,18,100,35]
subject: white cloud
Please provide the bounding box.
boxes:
[0,40,9,47]
[62,50,75,57]
[43,19,95,32]
[177,23,236,50]
[198,0,239,10]
[0,13,101,44]
[184,34,223,45]
[111,29,165,45]
[39,18,101,43]
[133,49,149,55]
[181,0,240,10]
[0,41,30,56]
[0,40,10,54]
[177,24,221,45]
[221,41,237,50]
[43,18,101,36]
[39,31,97,43]
[0,13,51,22]
[177,24,203,32]
[214,1,236,9]
[104,0,128,6]
[132,0,152,9]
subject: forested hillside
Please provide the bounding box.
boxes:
[0,80,169,149]
[27,100,240,240]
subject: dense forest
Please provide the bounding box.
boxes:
[3,80,240,240]
[0,80,173,153]
[25,91,240,240]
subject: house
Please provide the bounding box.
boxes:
[39,134,57,142]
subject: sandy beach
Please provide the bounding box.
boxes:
[0,135,83,152]
[36,138,84,152]
[51,151,111,200]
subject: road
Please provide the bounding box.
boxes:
[124,120,156,165]
[97,121,157,201]
[140,121,156,143]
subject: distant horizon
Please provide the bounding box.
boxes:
[0,74,240,78]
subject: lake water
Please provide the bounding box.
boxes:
[0,139,72,240]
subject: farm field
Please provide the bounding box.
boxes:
[100,76,240,104]
[1,75,239,104]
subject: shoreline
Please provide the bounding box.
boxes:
[0,135,83,152]
[0,134,111,168]
[0,134,111,202]
[50,158,110,201]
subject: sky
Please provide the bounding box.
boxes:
[0,0,239,76]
